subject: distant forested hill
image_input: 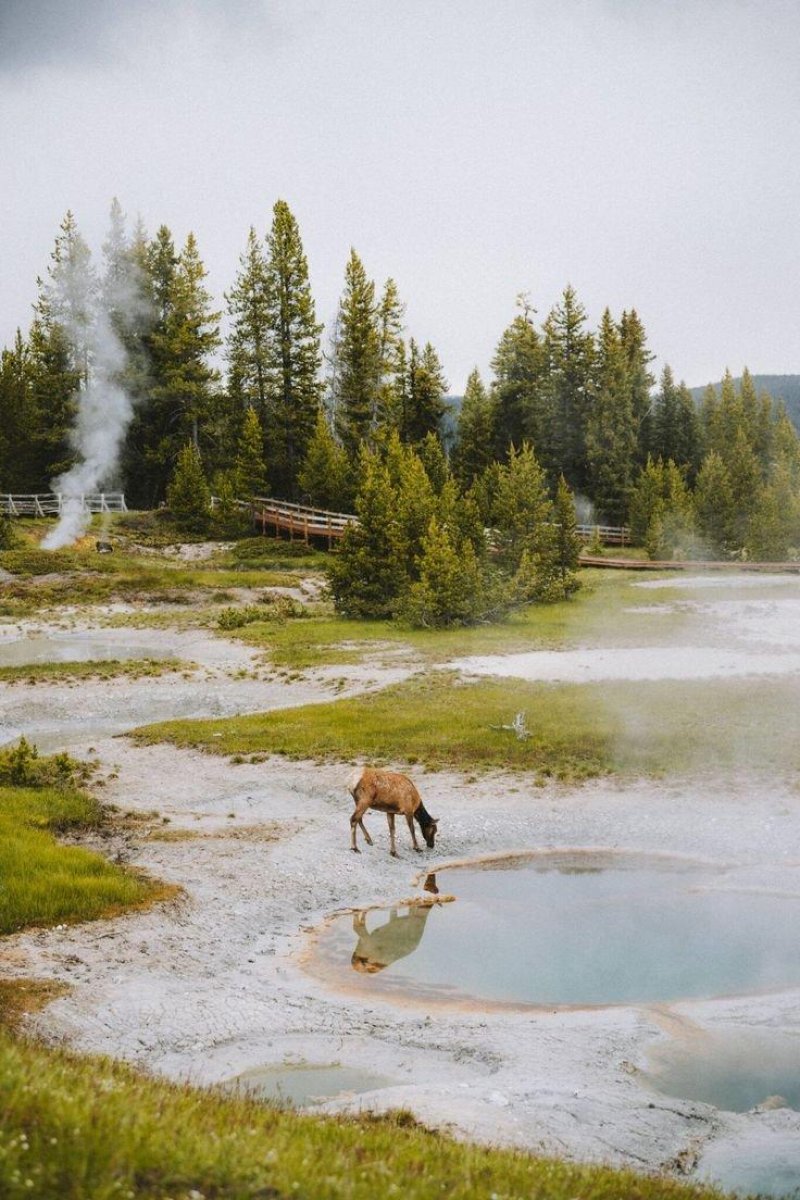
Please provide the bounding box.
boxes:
[690,375,800,430]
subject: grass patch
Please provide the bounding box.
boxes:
[227,570,695,669]
[134,673,613,780]
[133,670,800,782]
[0,1031,722,1200]
[0,753,173,935]
[0,658,190,686]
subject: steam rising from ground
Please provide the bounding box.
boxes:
[42,208,149,550]
[43,310,132,549]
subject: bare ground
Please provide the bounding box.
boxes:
[4,578,800,1195]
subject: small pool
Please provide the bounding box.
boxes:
[313,852,800,1007]
[0,633,172,668]
[647,1029,800,1112]
[220,1064,394,1108]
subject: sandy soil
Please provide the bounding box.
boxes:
[4,576,800,1196]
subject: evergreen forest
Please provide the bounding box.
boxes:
[2,200,800,624]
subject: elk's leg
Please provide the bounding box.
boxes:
[406,813,422,851]
[358,818,373,846]
[387,813,398,857]
[351,799,371,852]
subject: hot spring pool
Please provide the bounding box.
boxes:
[312,852,800,1007]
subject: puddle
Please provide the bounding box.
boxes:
[220,1063,394,1108]
[0,633,172,668]
[313,853,800,1007]
[647,1029,800,1112]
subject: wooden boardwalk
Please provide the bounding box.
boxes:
[250,497,356,547]
[249,496,632,549]
[580,555,800,573]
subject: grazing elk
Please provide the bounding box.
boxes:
[347,766,438,856]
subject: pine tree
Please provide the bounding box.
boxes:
[542,285,595,490]
[385,434,437,578]
[584,309,636,523]
[375,277,406,433]
[297,410,353,510]
[403,340,448,444]
[493,442,553,572]
[417,431,449,493]
[694,451,736,557]
[550,475,582,596]
[399,516,484,627]
[25,213,94,487]
[226,227,270,430]
[167,442,211,532]
[0,332,37,490]
[235,406,268,497]
[746,460,800,561]
[40,210,96,383]
[332,249,381,455]
[452,368,496,488]
[618,309,655,463]
[149,232,221,470]
[628,457,666,547]
[120,223,178,507]
[263,201,323,495]
[491,307,547,461]
[329,446,406,617]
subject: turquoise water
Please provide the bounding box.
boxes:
[316,853,800,1007]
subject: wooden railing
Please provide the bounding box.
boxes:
[250,496,356,547]
[247,496,630,549]
[575,523,630,546]
[0,493,127,517]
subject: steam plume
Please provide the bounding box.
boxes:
[42,207,148,550]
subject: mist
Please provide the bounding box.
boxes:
[41,211,150,549]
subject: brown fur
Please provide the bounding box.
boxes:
[348,766,438,856]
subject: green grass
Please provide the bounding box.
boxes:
[227,570,695,668]
[0,1030,722,1200]
[0,658,190,685]
[133,669,800,781]
[134,672,613,779]
[0,772,171,935]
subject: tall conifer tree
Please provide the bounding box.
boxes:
[542,286,594,490]
[452,368,496,488]
[263,200,323,495]
[331,249,381,455]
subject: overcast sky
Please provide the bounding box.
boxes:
[1,0,799,392]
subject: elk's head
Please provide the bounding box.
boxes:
[422,817,438,849]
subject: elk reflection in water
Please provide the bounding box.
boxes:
[351,903,434,975]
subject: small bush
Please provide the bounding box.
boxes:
[0,547,78,576]
[217,597,306,630]
[0,739,86,791]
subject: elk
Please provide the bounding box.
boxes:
[347,766,438,856]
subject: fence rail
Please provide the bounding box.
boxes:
[250,496,356,547]
[248,496,630,548]
[575,523,630,545]
[0,493,127,517]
